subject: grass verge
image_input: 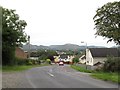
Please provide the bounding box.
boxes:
[2,63,50,72]
[91,72,119,83]
[71,65,119,83]
[71,65,94,73]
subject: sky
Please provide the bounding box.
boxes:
[1,0,119,47]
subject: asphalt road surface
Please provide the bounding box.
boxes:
[23,65,118,88]
[26,65,118,88]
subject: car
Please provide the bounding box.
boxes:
[59,61,64,66]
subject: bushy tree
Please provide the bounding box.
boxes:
[103,56,120,72]
[2,7,27,65]
[38,50,57,62]
[93,1,120,45]
[73,57,79,64]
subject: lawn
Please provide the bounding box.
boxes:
[71,65,119,83]
[2,64,49,72]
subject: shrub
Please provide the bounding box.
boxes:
[103,56,120,72]
[15,58,42,65]
[46,59,51,64]
[15,58,27,65]
[73,57,79,64]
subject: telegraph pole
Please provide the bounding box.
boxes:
[28,35,30,58]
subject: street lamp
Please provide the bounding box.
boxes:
[81,41,87,49]
[81,41,88,67]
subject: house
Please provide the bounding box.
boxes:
[15,47,28,59]
[29,51,39,60]
[79,55,86,64]
[80,48,120,66]
[29,57,39,60]
[54,54,74,64]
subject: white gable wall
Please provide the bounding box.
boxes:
[86,49,94,66]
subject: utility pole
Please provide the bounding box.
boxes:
[28,35,30,59]
[81,41,87,66]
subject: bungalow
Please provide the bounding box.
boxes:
[80,48,120,66]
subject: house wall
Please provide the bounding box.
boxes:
[86,49,94,66]
[79,55,86,64]
[79,59,86,64]
[93,57,106,65]
[54,56,60,63]
[15,47,28,59]
[29,57,38,60]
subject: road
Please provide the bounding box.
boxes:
[23,65,118,88]
[2,65,119,88]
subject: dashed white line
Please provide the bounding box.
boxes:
[48,72,54,77]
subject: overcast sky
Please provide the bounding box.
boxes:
[1,0,119,47]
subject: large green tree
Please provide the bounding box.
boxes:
[93,1,120,45]
[2,7,27,65]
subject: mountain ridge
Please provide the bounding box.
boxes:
[22,43,107,51]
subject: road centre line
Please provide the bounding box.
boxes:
[48,72,54,77]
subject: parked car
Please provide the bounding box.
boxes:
[59,61,64,66]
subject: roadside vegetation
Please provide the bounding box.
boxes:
[71,65,94,73]
[2,63,49,72]
[91,72,119,83]
[1,6,53,69]
[2,57,52,72]
[71,56,120,83]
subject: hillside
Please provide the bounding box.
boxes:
[22,44,107,51]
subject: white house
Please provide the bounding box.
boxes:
[79,55,86,64]
[80,48,120,66]
[54,54,74,63]
[29,57,39,60]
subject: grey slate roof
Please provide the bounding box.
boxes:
[60,54,68,59]
[89,48,120,57]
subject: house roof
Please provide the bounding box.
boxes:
[89,48,120,57]
[60,54,68,59]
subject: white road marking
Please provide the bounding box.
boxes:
[48,72,54,77]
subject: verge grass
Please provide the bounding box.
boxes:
[91,72,119,83]
[2,63,49,72]
[71,64,119,83]
[71,65,94,73]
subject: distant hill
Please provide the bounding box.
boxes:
[49,44,80,50]
[22,44,50,51]
[22,43,107,51]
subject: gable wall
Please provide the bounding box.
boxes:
[86,49,94,66]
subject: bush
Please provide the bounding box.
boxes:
[46,59,51,64]
[15,58,27,65]
[73,57,79,64]
[15,58,41,65]
[26,60,33,65]
[103,56,120,72]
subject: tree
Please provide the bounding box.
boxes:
[93,1,120,45]
[103,56,120,72]
[2,7,27,65]
[73,57,79,64]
